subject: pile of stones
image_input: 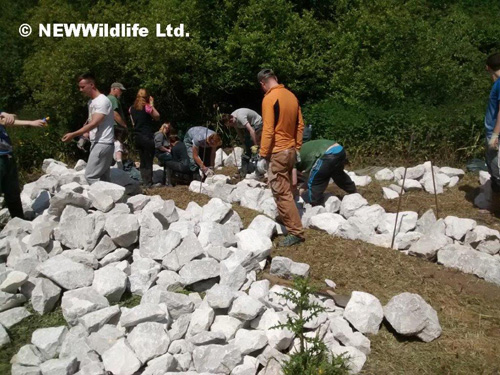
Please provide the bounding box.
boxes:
[193,175,500,287]
[374,162,465,199]
[0,159,443,375]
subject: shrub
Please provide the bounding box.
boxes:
[272,278,350,375]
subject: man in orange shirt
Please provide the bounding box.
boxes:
[258,69,305,247]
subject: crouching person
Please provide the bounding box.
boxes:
[297,139,356,206]
[163,129,191,185]
[183,126,222,179]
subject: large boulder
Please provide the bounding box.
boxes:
[343,291,384,335]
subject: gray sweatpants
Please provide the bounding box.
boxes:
[85,143,114,185]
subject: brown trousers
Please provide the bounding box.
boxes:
[268,148,304,238]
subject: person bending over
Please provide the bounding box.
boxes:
[296,139,356,206]
[183,126,222,179]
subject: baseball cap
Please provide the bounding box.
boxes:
[257,69,276,82]
[111,82,126,90]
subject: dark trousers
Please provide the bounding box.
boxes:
[307,149,356,206]
[485,139,500,192]
[0,155,24,219]
[135,134,155,185]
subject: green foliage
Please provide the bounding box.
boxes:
[272,278,350,375]
[303,97,485,164]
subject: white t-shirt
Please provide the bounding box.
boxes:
[88,94,115,144]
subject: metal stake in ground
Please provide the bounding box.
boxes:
[199,125,209,194]
[430,160,440,219]
[391,132,415,249]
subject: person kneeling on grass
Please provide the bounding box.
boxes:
[183,126,222,179]
[163,129,191,186]
[0,111,46,219]
[296,139,357,206]
[154,122,172,166]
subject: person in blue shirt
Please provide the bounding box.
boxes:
[485,53,500,194]
[0,111,46,219]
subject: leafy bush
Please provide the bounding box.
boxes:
[273,278,350,375]
[303,98,486,164]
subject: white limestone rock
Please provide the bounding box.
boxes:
[128,257,161,295]
[92,265,127,302]
[104,214,139,247]
[162,233,204,272]
[0,270,28,293]
[408,220,451,259]
[120,303,167,328]
[31,326,68,360]
[377,211,418,235]
[37,255,94,290]
[406,164,425,180]
[142,197,179,226]
[329,345,366,374]
[156,270,185,291]
[270,256,310,279]
[53,206,105,251]
[12,344,44,366]
[234,329,268,355]
[229,295,265,321]
[61,287,109,326]
[201,198,232,223]
[102,338,142,375]
[142,353,177,375]
[415,209,437,234]
[310,213,347,235]
[179,258,220,286]
[0,323,10,348]
[375,168,394,181]
[99,248,130,267]
[398,178,422,191]
[0,291,26,312]
[248,215,277,239]
[343,291,384,335]
[127,322,170,363]
[235,229,272,261]
[382,187,399,200]
[210,315,244,341]
[78,305,120,333]
[126,194,150,212]
[479,170,490,185]
[324,196,341,213]
[192,344,243,374]
[232,355,259,375]
[340,194,368,219]
[444,216,477,241]
[61,250,98,270]
[351,175,372,187]
[39,356,78,375]
[249,280,270,301]
[47,191,91,217]
[168,221,196,239]
[186,302,215,338]
[439,167,465,177]
[140,229,182,261]
[141,289,194,320]
[0,306,31,329]
[87,324,125,356]
[384,292,442,342]
[206,283,236,309]
[437,244,500,286]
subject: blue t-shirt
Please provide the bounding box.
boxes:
[0,109,13,156]
[485,79,500,138]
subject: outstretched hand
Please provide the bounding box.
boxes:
[31,120,46,127]
[61,133,75,143]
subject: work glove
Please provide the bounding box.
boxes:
[489,133,499,149]
[251,145,259,155]
[296,151,301,164]
[256,157,268,175]
[202,166,214,178]
[77,137,89,151]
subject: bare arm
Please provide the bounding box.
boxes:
[114,111,127,128]
[0,112,45,127]
[61,113,105,142]
[192,145,205,169]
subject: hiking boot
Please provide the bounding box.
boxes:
[279,234,304,247]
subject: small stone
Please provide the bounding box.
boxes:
[12,344,44,366]
[206,283,236,309]
[375,168,394,181]
[382,187,399,200]
[92,265,127,302]
[210,315,244,341]
[120,303,166,328]
[37,255,94,290]
[0,270,28,293]
[0,306,31,329]
[102,338,142,375]
[31,326,68,360]
[186,302,215,337]
[39,356,78,375]
[234,329,268,355]
[0,291,26,312]
[179,258,220,285]
[61,287,109,326]
[87,324,125,356]
[229,295,264,321]
[127,322,170,363]
[192,344,243,374]
[0,323,10,348]
[270,256,310,279]
[78,305,120,332]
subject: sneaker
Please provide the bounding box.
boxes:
[278,234,304,247]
